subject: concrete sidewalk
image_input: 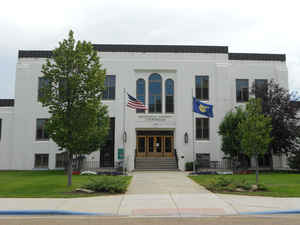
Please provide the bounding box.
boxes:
[0,171,300,217]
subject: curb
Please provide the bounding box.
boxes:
[241,210,300,215]
[0,210,114,216]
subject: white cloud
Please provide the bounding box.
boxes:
[0,0,299,98]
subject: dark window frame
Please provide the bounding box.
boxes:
[38,77,49,102]
[34,154,49,168]
[55,152,67,168]
[254,79,268,99]
[236,79,249,102]
[148,73,162,113]
[136,78,146,113]
[102,75,116,100]
[36,119,49,141]
[165,79,174,113]
[196,117,209,140]
[195,76,209,101]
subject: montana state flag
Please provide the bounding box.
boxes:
[193,98,214,118]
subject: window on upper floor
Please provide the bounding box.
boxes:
[255,79,268,99]
[34,154,49,168]
[102,75,116,100]
[196,117,209,140]
[38,77,49,101]
[36,119,49,141]
[236,79,249,102]
[136,79,146,113]
[165,79,174,113]
[149,73,162,113]
[195,76,209,100]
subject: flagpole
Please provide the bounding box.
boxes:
[123,88,126,175]
[192,88,196,173]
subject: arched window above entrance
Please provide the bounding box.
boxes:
[165,79,174,113]
[136,79,145,113]
[149,73,162,113]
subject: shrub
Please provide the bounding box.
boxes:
[257,183,268,191]
[234,179,251,190]
[185,162,194,171]
[82,176,131,194]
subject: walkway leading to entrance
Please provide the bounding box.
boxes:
[127,171,208,194]
[119,171,237,216]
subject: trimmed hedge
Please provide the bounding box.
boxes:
[82,176,132,193]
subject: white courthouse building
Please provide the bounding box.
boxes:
[0,44,289,171]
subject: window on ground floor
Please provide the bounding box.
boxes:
[34,154,49,168]
[196,153,210,168]
[56,152,68,168]
[196,118,209,140]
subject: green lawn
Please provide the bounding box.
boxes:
[0,171,132,198]
[190,173,300,197]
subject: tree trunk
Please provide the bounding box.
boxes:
[269,150,274,171]
[255,155,259,185]
[67,152,73,187]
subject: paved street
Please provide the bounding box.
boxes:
[0,171,300,217]
[1,215,300,225]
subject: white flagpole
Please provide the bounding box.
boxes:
[123,88,126,175]
[192,88,196,173]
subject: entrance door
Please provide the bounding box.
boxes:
[147,136,163,157]
[136,131,174,158]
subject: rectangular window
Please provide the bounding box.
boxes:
[38,77,49,101]
[196,118,209,140]
[36,119,49,141]
[102,75,116,100]
[196,153,210,168]
[236,79,249,102]
[56,152,67,168]
[34,154,49,168]
[195,76,209,100]
[255,79,268,99]
[0,118,2,141]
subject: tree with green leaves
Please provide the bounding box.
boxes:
[218,107,248,172]
[40,30,110,186]
[251,79,299,169]
[238,98,272,184]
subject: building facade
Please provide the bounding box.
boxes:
[0,45,289,171]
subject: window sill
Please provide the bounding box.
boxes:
[195,139,210,142]
[35,139,50,142]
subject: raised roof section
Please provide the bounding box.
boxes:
[229,53,286,61]
[18,44,286,61]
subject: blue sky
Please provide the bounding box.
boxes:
[1,0,299,98]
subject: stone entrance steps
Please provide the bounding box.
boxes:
[135,157,178,171]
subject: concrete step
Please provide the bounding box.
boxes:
[135,157,178,170]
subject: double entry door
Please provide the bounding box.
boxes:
[136,131,174,158]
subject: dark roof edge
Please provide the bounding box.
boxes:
[18,45,286,62]
[229,53,286,61]
[0,99,15,107]
[19,44,228,58]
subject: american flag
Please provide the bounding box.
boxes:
[127,94,148,110]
